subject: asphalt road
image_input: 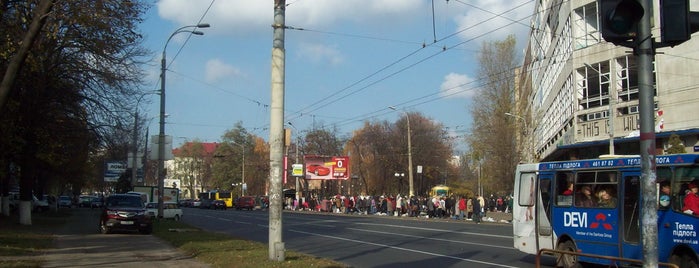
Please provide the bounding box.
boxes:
[182,208,558,268]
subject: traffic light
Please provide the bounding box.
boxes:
[660,0,699,46]
[598,0,644,46]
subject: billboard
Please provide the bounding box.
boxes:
[304,155,350,180]
[104,161,126,182]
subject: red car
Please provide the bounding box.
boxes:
[235,196,256,211]
[99,194,152,234]
[307,164,330,176]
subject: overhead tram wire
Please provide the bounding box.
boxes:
[168,0,216,70]
[266,1,566,132]
[284,0,535,123]
[322,13,531,128]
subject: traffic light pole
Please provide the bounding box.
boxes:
[636,0,657,267]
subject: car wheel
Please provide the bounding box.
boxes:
[174,214,180,221]
[556,240,581,268]
[99,221,111,234]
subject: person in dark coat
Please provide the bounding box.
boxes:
[472,195,482,224]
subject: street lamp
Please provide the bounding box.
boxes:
[158,23,209,219]
[388,106,414,198]
[505,112,531,163]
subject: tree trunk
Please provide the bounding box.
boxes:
[0,0,54,109]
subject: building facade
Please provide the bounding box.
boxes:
[522,0,699,161]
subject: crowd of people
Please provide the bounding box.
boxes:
[283,193,513,223]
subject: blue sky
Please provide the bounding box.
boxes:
[139,0,534,152]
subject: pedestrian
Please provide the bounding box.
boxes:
[473,195,482,224]
[467,197,473,219]
[458,196,466,220]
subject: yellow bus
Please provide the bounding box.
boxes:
[200,190,233,208]
[430,185,450,197]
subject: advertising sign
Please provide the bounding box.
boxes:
[104,161,126,182]
[304,155,350,180]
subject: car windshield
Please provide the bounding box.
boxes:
[107,196,143,207]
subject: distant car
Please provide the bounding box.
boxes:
[191,199,202,208]
[307,164,331,176]
[58,196,72,208]
[90,197,103,209]
[99,194,152,234]
[198,199,213,209]
[235,196,255,211]
[211,200,227,210]
[178,199,193,207]
[145,202,183,221]
[79,195,96,207]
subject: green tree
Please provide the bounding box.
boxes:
[665,134,686,154]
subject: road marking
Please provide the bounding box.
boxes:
[346,227,514,250]
[290,229,519,268]
[353,222,512,239]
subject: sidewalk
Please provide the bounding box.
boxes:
[41,208,209,268]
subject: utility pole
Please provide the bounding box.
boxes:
[636,0,657,266]
[268,0,286,262]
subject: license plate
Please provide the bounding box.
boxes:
[121,221,134,225]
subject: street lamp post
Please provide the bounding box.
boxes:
[388,106,414,198]
[158,23,209,219]
[505,112,531,163]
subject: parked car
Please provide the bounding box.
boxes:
[145,202,183,221]
[191,199,202,208]
[58,196,72,208]
[235,196,255,210]
[90,197,103,208]
[99,194,152,234]
[211,200,227,210]
[8,192,49,212]
[178,199,193,207]
[198,199,213,209]
[79,195,96,207]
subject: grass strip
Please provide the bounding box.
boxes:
[153,220,347,268]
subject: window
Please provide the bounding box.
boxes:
[556,172,575,206]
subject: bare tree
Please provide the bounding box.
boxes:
[467,35,519,196]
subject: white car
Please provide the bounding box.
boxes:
[145,202,183,221]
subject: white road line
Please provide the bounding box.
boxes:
[353,222,512,239]
[290,229,519,268]
[346,227,514,250]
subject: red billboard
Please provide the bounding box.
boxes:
[304,155,350,180]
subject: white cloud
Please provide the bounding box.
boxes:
[205,59,243,83]
[296,43,344,66]
[156,0,424,36]
[451,0,534,44]
[440,73,475,99]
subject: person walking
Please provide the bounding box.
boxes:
[472,195,482,224]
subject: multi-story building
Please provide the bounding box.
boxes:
[520,0,699,161]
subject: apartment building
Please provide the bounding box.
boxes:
[521,0,699,161]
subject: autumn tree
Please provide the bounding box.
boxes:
[0,0,149,224]
[213,122,269,196]
[347,112,454,197]
[466,35,519,196]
